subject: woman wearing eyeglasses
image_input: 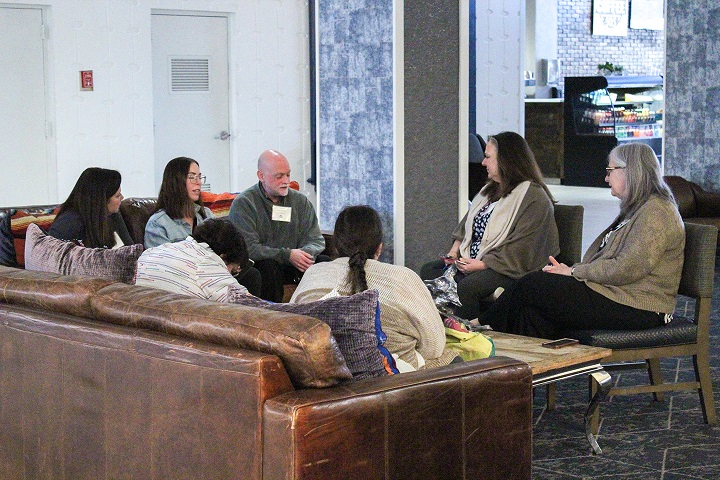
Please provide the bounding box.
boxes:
[484,143,684,338]
[49,167,134,248]
[144,156,213,248]
[144,156,262,296]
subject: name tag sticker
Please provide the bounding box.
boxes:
[272,205,292,222]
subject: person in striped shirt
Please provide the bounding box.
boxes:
[135,218,253,302]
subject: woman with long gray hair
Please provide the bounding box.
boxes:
[484,143,684,338]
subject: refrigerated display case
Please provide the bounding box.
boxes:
[563,75,664,187]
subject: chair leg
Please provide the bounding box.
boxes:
[546,383,556,411]
[693,352,717,425]
[646,358,665,402]
[589,375,600,436]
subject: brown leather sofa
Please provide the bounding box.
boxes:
[0,266,533,479]
[665,176,720,247]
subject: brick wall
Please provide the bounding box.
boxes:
[557,0,664,88]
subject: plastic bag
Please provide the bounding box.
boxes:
[424,264,462,315]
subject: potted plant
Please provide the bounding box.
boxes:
[598,62,623,75]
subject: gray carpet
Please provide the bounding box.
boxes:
[531,260,720,479]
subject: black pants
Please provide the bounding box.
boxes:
[483,270,666,339]
[420,259,516,320]
[254,255,330,303]
[234,266,262,297]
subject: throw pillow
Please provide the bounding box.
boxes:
[200,191,237,218]
[24,223,143,284]
[10,206,59,267]
[228,286,390,380]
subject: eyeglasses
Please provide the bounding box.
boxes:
[187,173,207,184]
[605,166,625,174]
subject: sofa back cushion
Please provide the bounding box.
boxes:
[665,176,697,218]
[0,211,18,267]
[118,197,158,245]
[24,223,143,284]
[0,265,115,318]
[90,283,353,388]
[228,287,391,379]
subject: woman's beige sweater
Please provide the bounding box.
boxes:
[291,258,456,369]
[573,195,685,314]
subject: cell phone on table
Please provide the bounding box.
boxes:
[541,338,579,349]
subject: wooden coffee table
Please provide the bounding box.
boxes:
[486,331,612,454]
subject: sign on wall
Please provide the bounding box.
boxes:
[592,0,628,36]
[630,0,664,30]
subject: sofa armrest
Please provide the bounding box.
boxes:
[263,356,532,480]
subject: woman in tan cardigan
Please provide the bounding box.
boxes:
[485,143,684,338]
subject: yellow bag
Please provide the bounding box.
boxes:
[444,327,495,361]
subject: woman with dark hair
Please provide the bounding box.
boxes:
[144,157,262,296]
[48,167,133,248]
[291,205,457,371]
[144,157,212,248]
[136,218,253,302]
[485,143,684,338]
[420,131,559,319]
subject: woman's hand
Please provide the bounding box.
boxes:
[442,250,460,266]
[542,256,572,276]
[455,258,486,274]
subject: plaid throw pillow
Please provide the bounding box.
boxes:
[24,223,143,284]
[228,286,392,379]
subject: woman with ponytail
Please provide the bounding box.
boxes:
[291,205,457,370]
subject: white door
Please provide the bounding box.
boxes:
[0,7,54,206]
[152,13,231,193]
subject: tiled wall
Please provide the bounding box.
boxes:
[475,0,524,136]
[664,0,720,191]
[557,0,664,86]
[316,0,395,260]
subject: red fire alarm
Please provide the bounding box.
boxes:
[80,70,93,91]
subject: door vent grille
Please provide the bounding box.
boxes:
[170,57,209,92]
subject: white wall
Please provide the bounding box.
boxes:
[1,0,312,203]
[475,0,525,137]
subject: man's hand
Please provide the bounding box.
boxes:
[542,256,572,276]
[455,258,486,274]
[289,249,314,272]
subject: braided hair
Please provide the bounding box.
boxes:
[333,205,383,295]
